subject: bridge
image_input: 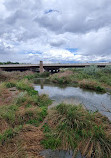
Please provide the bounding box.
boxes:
[0,61,111,73]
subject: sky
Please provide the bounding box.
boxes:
[0,0,111,63]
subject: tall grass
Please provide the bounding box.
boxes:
[79,79,106,92]
[50,65,111,92]
[3,71,34,80]
[43,103,111,158]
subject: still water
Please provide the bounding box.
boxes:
[34,79,111,158]
[40,150,85,158]
[34,79,111,120]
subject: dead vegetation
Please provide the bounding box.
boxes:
[20,125,44,158]
[0,83,19,107]
[0,125,44,158]
[0,72,51,158]
[0,71,34,81]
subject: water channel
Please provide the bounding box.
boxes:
[34,78,111,121]
[34,78,111,158]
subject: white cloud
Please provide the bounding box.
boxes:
[0,0,111,63]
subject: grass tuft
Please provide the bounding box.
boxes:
[42,103,111,158]
[0,125,22,144]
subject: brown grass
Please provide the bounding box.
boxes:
[79,79,105,92]
[0,125,44,158]
[0,85,18,107]
[0,119,9,134]
[0,71,34,81]
[20,124,44,158]
[0,136,25,158]
[57,70,73,78]
[15,106,41,124]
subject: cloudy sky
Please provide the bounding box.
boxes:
[0,0,111,63]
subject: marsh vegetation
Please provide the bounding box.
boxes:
[0,71,52,157]
[50,65,111,93]
[42,103,111,158]
[0,68,111,158]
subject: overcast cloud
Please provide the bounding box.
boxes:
[0,0,111,63]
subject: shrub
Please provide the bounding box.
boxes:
[103,65,111,73]
[83,65,100,75]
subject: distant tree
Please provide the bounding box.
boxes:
[5,61,12,64]
[0,61,20,65]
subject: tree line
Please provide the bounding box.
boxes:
[0,61,19,65]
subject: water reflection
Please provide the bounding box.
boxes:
[40,150,85,158]
[34,79,111,120]
[40,79,44,89]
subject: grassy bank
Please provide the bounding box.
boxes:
[0,78,52,128]
[49,65,111,92]
[0,70,111,157]
[42,103,111,158]
[0,71,52,157]
[0,70,50,82]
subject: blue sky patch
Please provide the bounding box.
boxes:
[66,48,78,55]
[25,51,42,55]
[44,9,59,14]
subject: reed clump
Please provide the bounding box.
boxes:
[42,103,111,158]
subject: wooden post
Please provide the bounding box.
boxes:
[40,61,44,73]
